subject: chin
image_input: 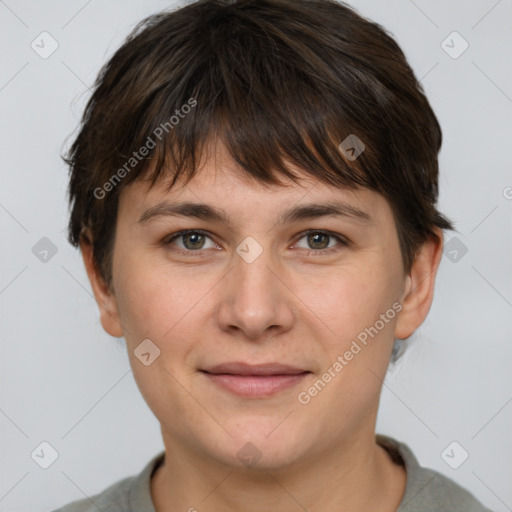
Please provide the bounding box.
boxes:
[212,419,308,470]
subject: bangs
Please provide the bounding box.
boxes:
[145,95,374,194]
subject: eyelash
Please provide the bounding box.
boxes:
[163,229,349,257]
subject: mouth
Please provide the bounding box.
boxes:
[200,362,311,398]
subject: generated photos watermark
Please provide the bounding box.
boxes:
[93,97,197,200]
[297,301,403,405]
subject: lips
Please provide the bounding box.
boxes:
[200,362,310,397]
[202,361,309,376]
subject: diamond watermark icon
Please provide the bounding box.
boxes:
[443,236,468,263]
[441,441,469,469]
[441,31,468,59]
[236,236,263,264]
[31,31,59,59]
[134,338,161,366]
[237,442,262,468]
[32,237,58,263]
[339,134,365,161]
[31,441,59,469]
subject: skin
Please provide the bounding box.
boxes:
[81,141,443,512]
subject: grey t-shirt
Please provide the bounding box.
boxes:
[51,434,493,512]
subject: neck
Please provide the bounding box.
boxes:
[151,427,406,512]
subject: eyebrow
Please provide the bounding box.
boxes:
[138,200,372,226]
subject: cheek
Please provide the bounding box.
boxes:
[113,256,217,347]
[306,261,400,350]
[113,263,206,410]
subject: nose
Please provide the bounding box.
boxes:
[215,241,295,341]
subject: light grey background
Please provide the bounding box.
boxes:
[1,0,511,510]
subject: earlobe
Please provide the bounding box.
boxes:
[394,229,444,340]
[79,229,124,338]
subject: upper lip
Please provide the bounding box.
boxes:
[201,362,309,376]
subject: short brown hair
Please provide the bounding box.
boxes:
[65,0,454,289]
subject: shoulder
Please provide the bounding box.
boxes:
[376,434,494,512]
[399,465,494,512]
[50,475,133,512]
[50,451,165,512]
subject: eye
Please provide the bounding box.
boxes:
[293,230,348,254]
[163,230,218,253]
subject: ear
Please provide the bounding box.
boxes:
[80,229,124,338]
[394,228,444,340]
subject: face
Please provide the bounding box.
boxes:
[85,143,440,470]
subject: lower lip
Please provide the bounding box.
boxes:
[202,372,309,397]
